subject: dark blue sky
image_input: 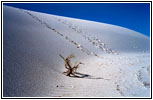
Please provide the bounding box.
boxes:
[4,3,150,36]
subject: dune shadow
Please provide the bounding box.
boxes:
[70,72,107,80]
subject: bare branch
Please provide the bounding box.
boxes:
[60,54,84,77]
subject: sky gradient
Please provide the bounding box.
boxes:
[4,3,150,36]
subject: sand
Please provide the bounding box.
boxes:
[3,5,150,97]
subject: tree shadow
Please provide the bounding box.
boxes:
[70,72,108,80]
[70,72,90,78]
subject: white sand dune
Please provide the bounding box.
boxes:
[3,5,150,97]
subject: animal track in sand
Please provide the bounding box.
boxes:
[114,82,125,96]
[136,69,150,88]
[22,10,103,58]
[54,17,117,55]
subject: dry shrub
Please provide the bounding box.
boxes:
[59,54,83,77]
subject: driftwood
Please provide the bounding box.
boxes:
[59,54,84,76]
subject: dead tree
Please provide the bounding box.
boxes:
[59,54,83,77]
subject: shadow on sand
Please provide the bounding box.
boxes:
[70,72,109,80]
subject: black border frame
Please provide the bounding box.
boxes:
[1,1,152,99]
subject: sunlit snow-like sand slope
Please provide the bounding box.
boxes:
[3,6,150,97]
